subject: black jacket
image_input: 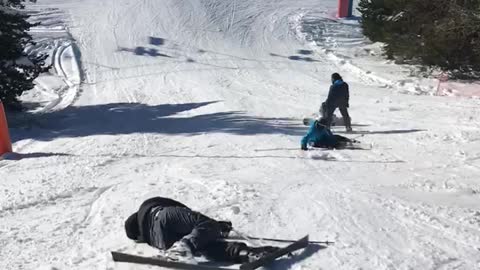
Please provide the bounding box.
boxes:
[325,80,349,108]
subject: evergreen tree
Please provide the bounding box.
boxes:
[358,0,480,77]
[0,0,48,109]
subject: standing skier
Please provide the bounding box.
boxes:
[301,118,357,150]
[321,73,352,132]
[124,197,280,264]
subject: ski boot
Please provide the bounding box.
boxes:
[240,246,281,262]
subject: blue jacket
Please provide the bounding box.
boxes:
[301,120,338,149]
[326,79,349,108]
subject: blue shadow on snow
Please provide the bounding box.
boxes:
[10,101,304,142]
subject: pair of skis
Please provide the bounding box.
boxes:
[112,235,311,270]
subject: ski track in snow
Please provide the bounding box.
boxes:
[2,1,480,270]
[23,6,83,113]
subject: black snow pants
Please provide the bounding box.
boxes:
[322,103,352,130]
[149,206,252,263]
[312,135,353,149]
[332,135,353,149]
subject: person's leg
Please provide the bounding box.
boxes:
[312,142,327,148]
[319,102,328,119]
[158,207,223,251]
[163,209,224,260]
[333,135,351,142]
[333,135,352,149]
[324,104,337,128]
[202,241,280,263]
[339,107,352,132]
[202,241,247,263]
[182,214,224,252]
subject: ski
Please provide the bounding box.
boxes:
[306,142,372,151]
[302,117,342,127]
[343,142,373,150]
[112,236,311,270]
[229,235,333,245]
[111,251,233,270]
[239,235,309,270]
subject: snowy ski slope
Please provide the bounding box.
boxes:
[1,0,480,269]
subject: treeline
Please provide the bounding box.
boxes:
[1,0,47,109]
[358,0,480,78]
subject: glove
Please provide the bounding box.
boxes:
[301,145,308,151]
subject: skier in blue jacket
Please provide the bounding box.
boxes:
[301,118,356,150]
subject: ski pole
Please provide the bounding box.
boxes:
[232,229,258,247]
[351,134,365,141]
[231,231,335,245]
[248,236,334,245]
[354,134,365,139]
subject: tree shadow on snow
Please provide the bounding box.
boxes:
[297,49,314,55]
[1,152,72,160]
[10,101,304,142]
[118,46,172,58]
[148,36,166,46]
[270,53,320,63]
[85,36,321,82]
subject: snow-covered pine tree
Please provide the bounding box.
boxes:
[358,0,480,78]
[0,0,48,109]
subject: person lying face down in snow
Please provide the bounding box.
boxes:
[301,118,357,150]
[124,197,280,263]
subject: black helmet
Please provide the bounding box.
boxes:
[331,72,342,83]
[125,213,140,240]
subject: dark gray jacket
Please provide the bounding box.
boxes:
[325,79,349,108]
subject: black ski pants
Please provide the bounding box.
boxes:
[150,207,251,263]
[313,135,353,149]
[324,104,352,130]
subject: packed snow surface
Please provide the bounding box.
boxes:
[2,0,480,269]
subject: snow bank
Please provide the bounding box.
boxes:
[20,7,82,113]
[295,9,480,98]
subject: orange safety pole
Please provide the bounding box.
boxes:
[338,0,353,18]
[0,101,13,156]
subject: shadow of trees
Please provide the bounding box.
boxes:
[10,101,304,142]
[270,53,320,62]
